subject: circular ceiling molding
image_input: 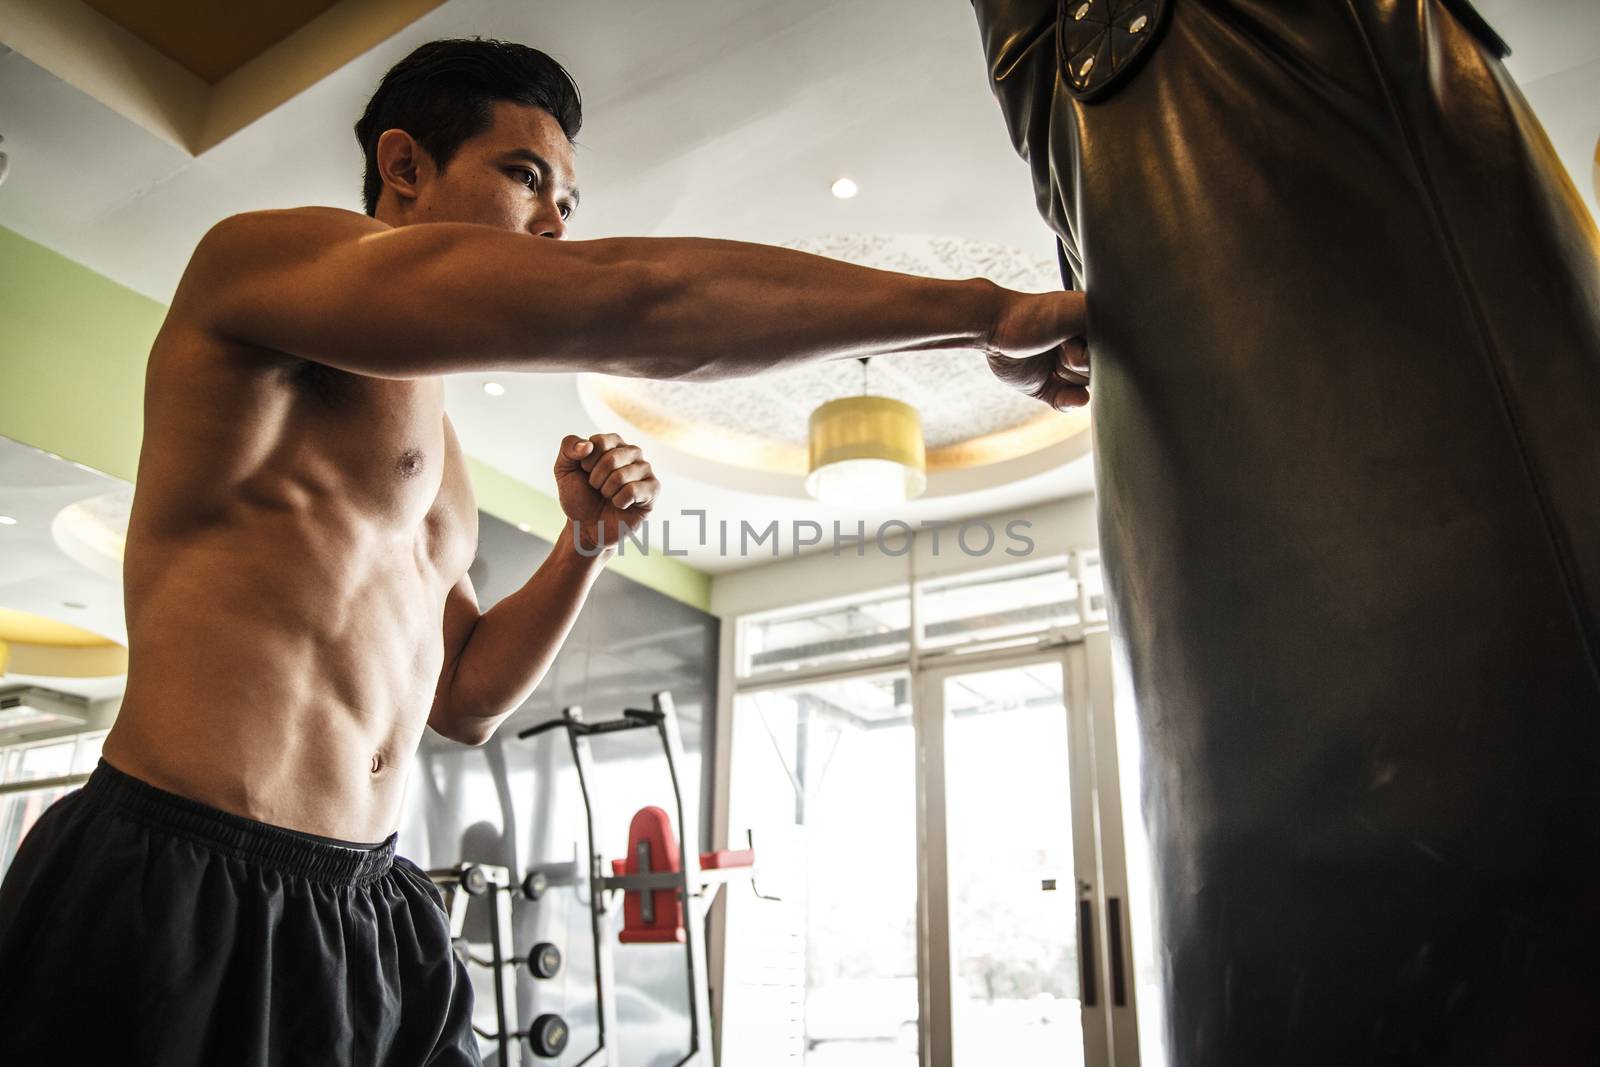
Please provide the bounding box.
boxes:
[579,233,1090,501]
[52,489,131,580]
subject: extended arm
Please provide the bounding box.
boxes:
[184,207,1008,381]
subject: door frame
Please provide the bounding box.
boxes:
[914,638,1130,1067]
[716,628,1141,1067]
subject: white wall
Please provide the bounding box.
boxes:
[709,493,1100,620]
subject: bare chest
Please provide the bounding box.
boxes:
[290,363,477,577]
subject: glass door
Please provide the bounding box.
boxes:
[723,672,921,1066]
[918,649,1116,1067]
[721,640,1142,1067]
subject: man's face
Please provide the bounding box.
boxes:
[412,100,578,239]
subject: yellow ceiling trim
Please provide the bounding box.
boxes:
[592,381,1090,476]
[0,606,119,647]
[0,639,129,678]
[593,382,811,475]
[925,409,1090,469]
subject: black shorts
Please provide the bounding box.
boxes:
[0,761,481,1066]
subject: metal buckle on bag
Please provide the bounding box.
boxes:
[1057,0,1171,103]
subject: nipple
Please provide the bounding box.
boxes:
[397,447,424,479]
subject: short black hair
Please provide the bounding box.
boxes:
[354,38,582,215]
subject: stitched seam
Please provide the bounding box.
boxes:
[1341,0,1600,693]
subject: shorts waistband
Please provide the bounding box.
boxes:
[81,760,397,887]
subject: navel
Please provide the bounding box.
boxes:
[370,751,385,775]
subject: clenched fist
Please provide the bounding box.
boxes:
[983,289,1090,411]
[555,433,659,550]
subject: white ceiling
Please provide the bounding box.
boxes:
[2,0,1597,573]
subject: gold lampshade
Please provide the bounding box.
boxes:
[805,395,928,505]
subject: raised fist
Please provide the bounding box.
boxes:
[554,433,659,549]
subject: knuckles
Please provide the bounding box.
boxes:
[564,432,661,505]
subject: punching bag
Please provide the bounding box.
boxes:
[969,1,1600,1062]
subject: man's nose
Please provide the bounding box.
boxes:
[532,210,567,240]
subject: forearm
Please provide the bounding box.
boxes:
[434,524,610,744]
[550,236,1005,380]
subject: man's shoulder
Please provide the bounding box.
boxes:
[213,204,379,232]
[164,207,388,369]
[194,206,386,267]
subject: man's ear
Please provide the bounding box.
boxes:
[375,129,426,207]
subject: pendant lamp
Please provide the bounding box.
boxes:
[805,358,927,506]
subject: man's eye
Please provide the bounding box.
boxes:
[559,204,573,221]
[512,168,537,189]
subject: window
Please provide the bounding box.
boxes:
[0,731,106,877]
[915,557,1078,651]
[738,590,911,678]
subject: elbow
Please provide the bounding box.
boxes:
[432,713,499,747]
[430,690,506,746]
[455,723,499,747]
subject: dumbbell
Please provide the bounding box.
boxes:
[459,864,489,896]
[524,1013,569,1058]
[526,941,561,979]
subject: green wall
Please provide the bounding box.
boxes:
[0,227,159,483]
[0,225,710,611]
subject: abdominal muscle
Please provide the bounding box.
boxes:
[103,518,453,844]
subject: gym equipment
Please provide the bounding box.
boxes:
[459,864,490,896]
[428,863,572,1063]
[612,806,681,943]
[528,1012,571,1058]
[528,941,562,979]
[518,691,760,1067]
[609,809,758,945]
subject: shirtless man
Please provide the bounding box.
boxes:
[0,37,1088,1066]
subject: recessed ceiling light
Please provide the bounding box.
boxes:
[0,515,17,525]
[483,381,506,397]
[517,522,531,532]
[831,177,859,200]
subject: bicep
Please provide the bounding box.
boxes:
[187,208,636,379]
[192,208,475,378]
